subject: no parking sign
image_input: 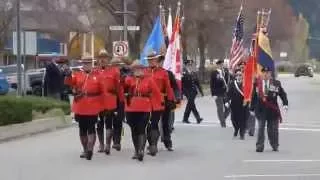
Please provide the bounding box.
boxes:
[113,41,129,57]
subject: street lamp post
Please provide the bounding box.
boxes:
[16,0,22,96]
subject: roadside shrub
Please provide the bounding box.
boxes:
[0,96,70,126]
[0,96,33,126]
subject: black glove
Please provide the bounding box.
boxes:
[64,68,72,77]
[166,100,176,110]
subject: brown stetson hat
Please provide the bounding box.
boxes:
[145,51,161,60]
[130,60,145,69]
[97,49,112,58]
[110,57,125,65]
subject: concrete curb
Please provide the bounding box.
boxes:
[0,116,73,143]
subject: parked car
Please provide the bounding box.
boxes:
[0,69,9,95]
[0,64,44,95]
[294,64,314,77]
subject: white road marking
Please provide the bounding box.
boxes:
[175,123,320,132]
[243,160,320,163]
[224,174,320,178]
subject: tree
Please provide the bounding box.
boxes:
[0,0,14,52]
[291,14,310,62]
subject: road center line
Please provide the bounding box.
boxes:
[224,174,320,178]
[243,160,320,163]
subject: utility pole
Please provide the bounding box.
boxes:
[23,30,26,96]
[16,0,22,96]
[123,0,128,41]
[114,0,135,41]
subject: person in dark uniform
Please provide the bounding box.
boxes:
[43,60,64,99]
[182,60,204,124]
[159,55,181,151]
[226,68,248,140]
[210,59,230,128]
[124,61,162,162]
[251,67,288,152]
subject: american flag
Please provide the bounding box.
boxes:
[229,6,245,71]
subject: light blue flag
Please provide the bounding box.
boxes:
[140,16,165,66]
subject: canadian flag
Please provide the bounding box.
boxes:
[163,16,182,81]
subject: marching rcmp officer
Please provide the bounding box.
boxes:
[250,67,288,152]
[124,60,162,161]
[110,57,126,152]
[210,59,230,128]
[64,59,105,160]
[226,68,248,140]
[182,59,204,124]
[96,49,121,155]
[145,52,176,156]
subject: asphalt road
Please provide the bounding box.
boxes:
[1,74,320,180]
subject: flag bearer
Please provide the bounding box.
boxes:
[226,68,248,140]
[251,67,288,152]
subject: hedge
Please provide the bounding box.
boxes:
[0,96,70,126]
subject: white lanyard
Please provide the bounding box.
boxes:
[234,80,243,96]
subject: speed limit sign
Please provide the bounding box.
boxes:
[113,41,129,57]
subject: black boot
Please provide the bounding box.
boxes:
[256,145,264,153]
[97,132,104,153]
[97,117,105,153]
[86,134,96,160]
[164,140,174,151]
[86,151,93,160]
[131,134,138,159]
[148,130,159,156]
[182,120,190,124]
[105,129,113,155]
[80,152,87,158]
[79,136,88,158]
[137,135,146,161]
[233,130,239,137]
[197,118,203,124]
[112,136,121,151]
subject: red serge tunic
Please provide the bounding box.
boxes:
[98,66,122,111]
[65,70,104,116]
[124,76,162,113]
[145,67,175,111]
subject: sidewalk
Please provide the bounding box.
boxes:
[0,116,72,143]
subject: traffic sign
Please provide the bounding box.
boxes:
[113,41,129,57]
[109,26,140,31]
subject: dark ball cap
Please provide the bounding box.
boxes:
[216,59,224,65]
[239,61,246,66]
[261,67,271,72]
[234,68,242,74]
